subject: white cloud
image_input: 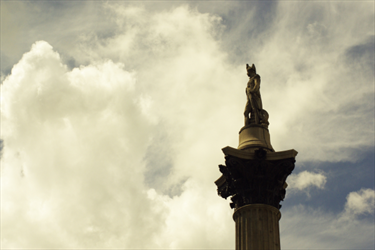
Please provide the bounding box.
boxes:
[287,171,327,191]
[153,180,234,248]
[344,188,375,216]
[1,41,161,249]
[1,6,237,249]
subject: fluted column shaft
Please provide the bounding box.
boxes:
[233,204,281,250]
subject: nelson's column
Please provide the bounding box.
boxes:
[215,64,297,250]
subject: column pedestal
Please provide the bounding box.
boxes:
[233,204,281,250]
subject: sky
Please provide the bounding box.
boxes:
[0,1,374,249]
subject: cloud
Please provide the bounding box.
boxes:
[281,189,374,249]
[1,6,238,249]
[287,171,327,191]
[149,180,234,248]
[248,2,374,162]
[77,2,374,164]
[1,41,162,248]
[344,188,375,216]
[281,201,375,249]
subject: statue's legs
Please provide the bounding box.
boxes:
[253,111,259,124]
[244,101,251,125]
[250,95,261,124]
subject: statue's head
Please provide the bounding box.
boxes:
[246,64,256,77]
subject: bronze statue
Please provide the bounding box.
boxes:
[244,64,269,127]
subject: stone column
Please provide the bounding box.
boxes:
[233,204,281,250]
[215,64,297,250]
[215,145,297,250]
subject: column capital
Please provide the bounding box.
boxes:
[215,148,296,209]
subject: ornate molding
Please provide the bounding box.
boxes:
[222,146,298,160]
[216,148,295,209]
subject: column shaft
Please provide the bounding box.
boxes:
[233,204,281,250]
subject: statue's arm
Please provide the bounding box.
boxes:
[251,76,260,92]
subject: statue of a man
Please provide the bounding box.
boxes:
[244,64,268,126]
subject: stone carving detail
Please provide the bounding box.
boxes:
[217,149,295,209]
[244,64,269,127]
